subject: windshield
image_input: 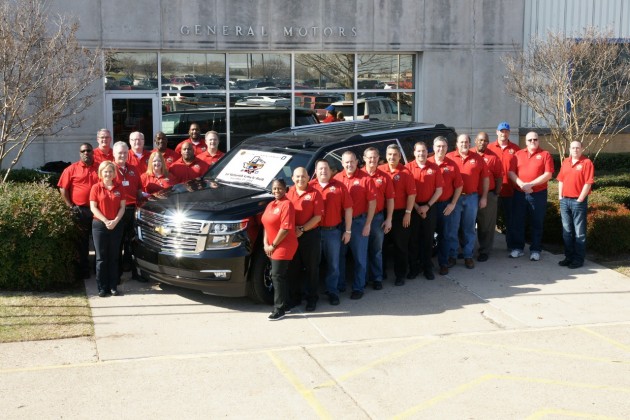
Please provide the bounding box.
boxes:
[205,147,313,190]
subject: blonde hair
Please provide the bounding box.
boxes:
[97,160,116,180]
[146,151,169,177]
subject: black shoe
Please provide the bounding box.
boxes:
[477,253,489,262]
[447,257,456,268]
[350,290,364,300]
[439,266,449,275]
[406,270,419,280]
[424,270,435,280]
[338,285,347,293]
[558,258,571,267]
[394,277,405,286]
[568,262,583,269]
[305,300,317,312]
[373,281,383,290]
[328,293,340,306]
[111,289,122,296]
[98,290,108,298]
[268,310,286,321]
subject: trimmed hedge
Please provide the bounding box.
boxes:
[0,168,61,188]
[0,181,79,291]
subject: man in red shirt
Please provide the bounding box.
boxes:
[286,167,324,311]
[322,105,337,123]
[175,123,207,156]
[429,136,463,275]
[487,122,520,251]
[310,159,352,306]
[170,141,210,182]
[379,144,416,285]
[58,143,99,279]
[557,141,594,269]
[152,131,179,168]
[447,134,489,269]
[113,141,143,280]
[334,151,377,299]
[472,132,504,262]
[127,131,151,174]
[405,142,444,280]
[93,128,114,165]
[508,131,554,261]
[198,130,225,166]
[362,147,394,290]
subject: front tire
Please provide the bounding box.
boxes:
[247,245,274,305]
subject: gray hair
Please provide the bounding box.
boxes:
[113,141,129,153]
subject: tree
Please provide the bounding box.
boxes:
[0,0,104,182]
[503,27,630,158]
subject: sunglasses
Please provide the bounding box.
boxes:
[80,149,93,153]
[526,138,539,142]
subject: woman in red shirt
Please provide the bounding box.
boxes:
[141,151,179,195]
[261,179,298,320]
[90,161,126,297]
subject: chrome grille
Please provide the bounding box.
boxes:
[137,208,210,254]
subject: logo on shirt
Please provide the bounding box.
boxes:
[576,164,583,171]
[242,156,265,174]
[470,159,477,165]
[273,207,280,215]
[443,167,450,173]
[353,180,360,186]
[129,170,136,176]
[113,191,121,197]
[427,169,434,175]
[376,178,383,185]
[304,194,312,201]
[393,174,400,181]
[193,164,200,170]
[329,186,336,192]
[536,155,542,160]
[509,149,515,154]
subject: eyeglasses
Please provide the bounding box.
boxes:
[526,138,539,142]
[80,149,93,153]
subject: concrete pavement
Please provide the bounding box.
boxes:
[1,235,629,419]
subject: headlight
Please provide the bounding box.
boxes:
[205,220,248,249]
[209,221,247,234]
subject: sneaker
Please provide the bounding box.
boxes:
[509,249,524,258]
[558,258,571,267]
[530,252,541,261]
[268,310,285,321]
[98,290,108,298]
[328,293,340,306]
[110,289,122,296]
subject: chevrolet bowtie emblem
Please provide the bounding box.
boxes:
[155,226,172,236]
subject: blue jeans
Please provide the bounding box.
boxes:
[367,212,385,283]
[560,197,588,264]
[339,214,369,292]
[435,200,460,266]
[512,189,548,252]
[320,227,342,295]
[455,193,479,258]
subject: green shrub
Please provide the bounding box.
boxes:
[591,153,630,172]
[0,181,79,291]
[595,186,630,209]
[0,169,61,187]
[587,203,630,255]
[592,172,630,190]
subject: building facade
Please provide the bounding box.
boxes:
[15,0,630,168]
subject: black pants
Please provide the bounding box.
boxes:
[287,228,321,304]
[408,206,437,273]
[385,209,412,280]
[271,259,291,311]
[119,207,136,277]
[73,206,93,277]
[93,219,124,293]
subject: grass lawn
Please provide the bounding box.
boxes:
[0,289,93,343]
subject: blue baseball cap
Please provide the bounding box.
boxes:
[497,122,510,131]
[325,105,335,112]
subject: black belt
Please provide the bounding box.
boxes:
[320,225,339,231]
[125,205,136,209]
[352,213,366,220]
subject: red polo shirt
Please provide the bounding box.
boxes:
[557,156,595,198]
[261,196,298,260]
[199,150,225,166]
[89,182,124,220]
[447,150,489,195]
[428,156,463,202]
[286,186,325,227]
[175,139,207,156]
[169,157,210,183]
[487,140,519,197]
[472,148,504,194]
[405,160,444,203]
[362,167,395,213]
[128,150,151,174]
[152,148,180,168]
[514,148,555,193]
[333,170,377,217]
[114,163,142,206]
[93,148,114,165]
[141,173,180,194]
[57,161,99,206]
[309,179,353,227]
[378,163,417,210]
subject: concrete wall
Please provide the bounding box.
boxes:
[13,0,525,169]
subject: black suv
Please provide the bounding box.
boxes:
[132,120,457,303]
[161,106,319,152]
